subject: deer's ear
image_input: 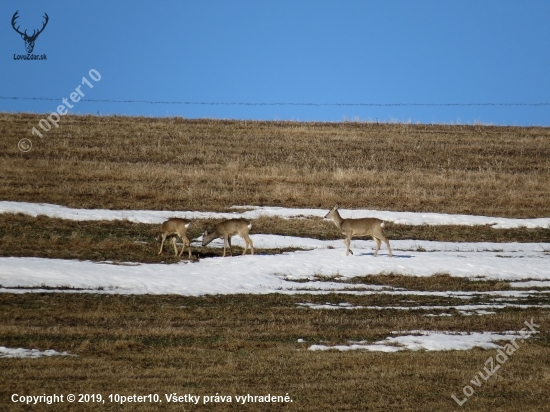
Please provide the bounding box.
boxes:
[334,203,339,209]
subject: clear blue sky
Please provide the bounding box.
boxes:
[1,0,549,125]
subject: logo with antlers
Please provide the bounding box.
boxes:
[11,11,49,54]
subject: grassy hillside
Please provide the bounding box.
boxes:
[1,113,549,217]
[1,113,550,411]
[1,293,549,412]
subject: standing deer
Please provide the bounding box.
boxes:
[158,218,192,258]
[202,219,254,257]
[324,204,392,257]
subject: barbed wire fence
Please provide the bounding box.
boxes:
[7,96,549,153]
[1,97,550,106]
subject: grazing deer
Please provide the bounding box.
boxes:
[202,219,254,257]
[324,204,392,257]
[158,218,192,258]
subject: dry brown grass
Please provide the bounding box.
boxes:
[0,214,303,263]
[334,273,512,292]
[1,293,549,411]
[1,113,549,217]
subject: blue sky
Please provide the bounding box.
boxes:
[1,0,549,125]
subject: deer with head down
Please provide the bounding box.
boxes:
[158,218,192,258]
[324,204,392,257]
[202,219,254,257]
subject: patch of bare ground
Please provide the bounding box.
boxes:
[312,273,512,292]
[0,214,302,263]
[1,113,549,217]
[0,293,549,411]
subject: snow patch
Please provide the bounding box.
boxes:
[510,280,550,288]
[1,201,548,229]
[297,302,550,311]
[0,346,71,358]
[308,330,536,352]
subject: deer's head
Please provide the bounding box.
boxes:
[324,204,339,219]
[12,11,49,54]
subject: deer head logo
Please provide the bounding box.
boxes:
[11,11,49,54]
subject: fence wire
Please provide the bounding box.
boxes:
[1,97,550,106]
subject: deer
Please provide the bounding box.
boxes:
[157,218,192,258]
[202,219,254,257]
[11,11,49,54]
[324,204,392,257]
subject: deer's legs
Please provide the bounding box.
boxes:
[240,234,254,255]
[344,235,353,256]
[158,234,167,255]
[382,236,393,258]
[373,237,381,257]
[222,236,228,257]
[171,237,179,256]
[185,237,192,258]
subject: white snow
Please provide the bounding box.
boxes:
[212,235,548,254]
[0,235,549,295]
[297,302,550,311]
[0,238,549,295]
[308,330,537,352]
[0,202,548,295]
[234,206,550,229]
[0,346,71,358]
[510,281,550,288]
[1,202,547,354]
[1,201,549,229]
[424,313,453,317]
[460,309,496,316]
